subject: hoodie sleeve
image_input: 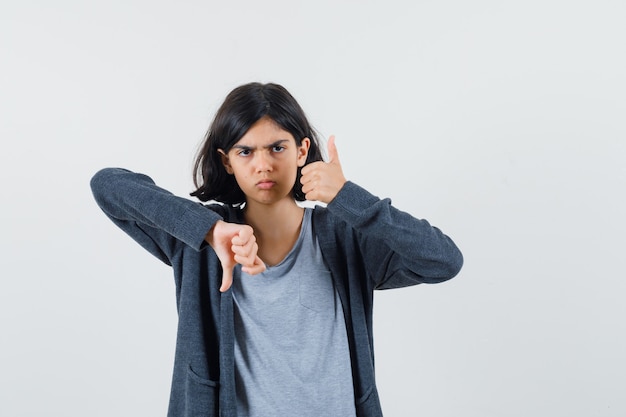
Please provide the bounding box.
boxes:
[90,168,223,265]
[326,181,463,289]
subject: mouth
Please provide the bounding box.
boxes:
[256,180,276,190]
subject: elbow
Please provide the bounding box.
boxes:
[90,169,108,201]
[90,167,129,197]
[425,246,464,284]
[446,248,464,279]
[90,168,126,209]
[90,168,115,194]
[440,240,464,280]
[438,236,464,281]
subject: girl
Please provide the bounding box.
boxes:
[91,82,463,417]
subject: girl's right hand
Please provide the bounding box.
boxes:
[205,220,266,292]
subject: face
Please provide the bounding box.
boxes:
[219,117,310,207]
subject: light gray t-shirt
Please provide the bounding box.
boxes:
[232,209,356,417]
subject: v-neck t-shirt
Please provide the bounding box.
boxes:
[232,208,356,416]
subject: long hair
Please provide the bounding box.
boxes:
[191,82,323,205]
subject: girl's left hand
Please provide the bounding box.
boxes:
[300,135,346,204]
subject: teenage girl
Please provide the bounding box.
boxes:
[91,82,463,417]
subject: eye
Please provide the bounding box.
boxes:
[237,149,251,157]
[272,145,285,153]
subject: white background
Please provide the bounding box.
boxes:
[2,1,625,416]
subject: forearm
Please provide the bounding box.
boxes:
[327,181,463,285]
[91,168,222,252]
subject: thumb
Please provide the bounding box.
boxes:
[220,262,234,292]
[327,135,340,164]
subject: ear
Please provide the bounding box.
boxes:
[218,149,234,174]
[296,138,311,167]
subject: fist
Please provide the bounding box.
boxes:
[205,220,266,292]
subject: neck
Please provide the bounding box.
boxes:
[244,198,303,238]
[243,198,305,266]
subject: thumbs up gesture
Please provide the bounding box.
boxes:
[300,135,347,204]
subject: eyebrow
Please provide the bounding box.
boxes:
[231,139,290,151]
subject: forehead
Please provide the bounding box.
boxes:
[235,117,295,147]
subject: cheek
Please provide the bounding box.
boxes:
[232,171,249,186]
[228,165,248,185]
[230,160,250,175]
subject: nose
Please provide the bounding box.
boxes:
[254,150,273,173]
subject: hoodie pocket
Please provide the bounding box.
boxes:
[184,365,219,417]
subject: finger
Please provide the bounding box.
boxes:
[301,183,311,197]
[300,160,322,177]
[232,228,258,260]
[232,231,256,251]
[232,230,256,261]
[242,255,266,275]
[300,179,319,201]
[233,242,259,266]
[234,225,254,244]
[300,163,325,187]
[327,135,339,164]
[220,263,234,292]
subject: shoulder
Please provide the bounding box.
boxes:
[311,203,349,243]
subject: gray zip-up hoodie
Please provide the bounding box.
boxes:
[90,168,463,417]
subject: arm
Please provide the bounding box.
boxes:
[91,168,265,289]
[301,137,462,288]
[90,168,222,265]
[327,181,463,289]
